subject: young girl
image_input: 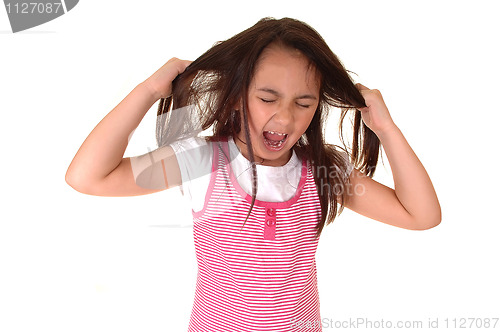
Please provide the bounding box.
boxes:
[66,17,441,332]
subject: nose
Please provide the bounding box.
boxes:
[273,103,293,125]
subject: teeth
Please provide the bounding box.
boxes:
[266,131,287,136]
[266,138,285,148]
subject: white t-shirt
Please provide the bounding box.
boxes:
[169,136,353,213]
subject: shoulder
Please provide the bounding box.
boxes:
[169,135,211,152]
[169,136,213,170]
[168,136,221,188]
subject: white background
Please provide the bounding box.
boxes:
[1,1,499,331]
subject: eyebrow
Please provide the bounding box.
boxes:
[257,87,317,100]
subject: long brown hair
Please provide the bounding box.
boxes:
[156,17,380,239]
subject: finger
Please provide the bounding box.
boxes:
[355,83,370,91]
[181,59,193,70]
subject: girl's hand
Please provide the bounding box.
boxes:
[355,83,397,136]
[144,57,192,100]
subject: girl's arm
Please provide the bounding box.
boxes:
[65,57,191,196]
[344,84,441,230]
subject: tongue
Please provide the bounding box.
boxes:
[264,131,286,141]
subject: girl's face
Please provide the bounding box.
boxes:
[235,44,320,167]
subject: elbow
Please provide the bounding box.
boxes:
[411,210,442,230]
[65,169,91,194]
[413,219,441,230]
[65,168,81,189]
[65,172,83,193]
[65,170,76,189]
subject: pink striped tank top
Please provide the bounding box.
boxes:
[188,138,323,332]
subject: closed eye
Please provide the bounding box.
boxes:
[297,103,312,108]
[260,98,276,104]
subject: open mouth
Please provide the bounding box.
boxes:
[263,130,288,151]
